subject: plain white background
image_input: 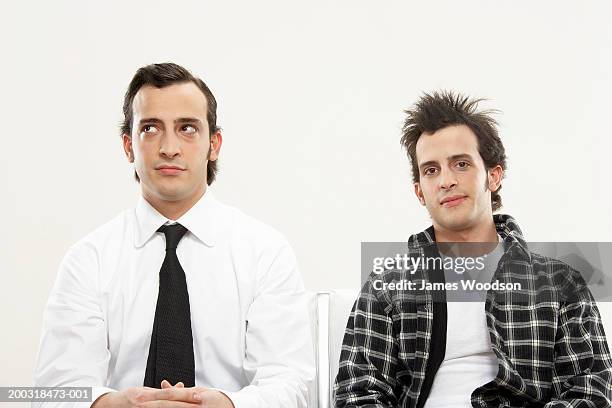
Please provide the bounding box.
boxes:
[1,0,611,392]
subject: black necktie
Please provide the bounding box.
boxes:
[144,223,195,388]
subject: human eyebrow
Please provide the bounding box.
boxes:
[174,118,203,126]
[419,154,475,172]
[138,118,163,126]
[419,160,439,172]
[448,153,474,162]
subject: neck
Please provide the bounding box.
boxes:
[142,186,206,221]
[434,216,498,244]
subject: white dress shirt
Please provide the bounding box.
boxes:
[33,191,316,408]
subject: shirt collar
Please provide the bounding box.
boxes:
[134,190,218,248]
[409,214,529,255]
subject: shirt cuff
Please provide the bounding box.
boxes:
[211,388,252,408]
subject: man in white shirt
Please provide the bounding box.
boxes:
[34,62,315,408]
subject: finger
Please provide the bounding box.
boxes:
[148,388,202,403]
[139,400,201,408]
[161,380,172,389]
[175,382,184,388]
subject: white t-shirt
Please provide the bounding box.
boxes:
[424,235,505,408]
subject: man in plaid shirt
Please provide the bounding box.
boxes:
[334,91,612,407]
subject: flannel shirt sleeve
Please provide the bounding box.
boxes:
[544,279,612,407]
[333,278,400,408]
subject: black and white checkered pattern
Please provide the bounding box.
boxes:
[334,214,612,407]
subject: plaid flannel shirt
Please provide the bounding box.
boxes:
[334,214,612,407]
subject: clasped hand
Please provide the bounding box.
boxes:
[92,380,234,408]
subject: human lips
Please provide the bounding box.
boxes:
[155,164,186,175]
[440,195,467,208]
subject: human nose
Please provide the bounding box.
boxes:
[159,130,181,158]
[439,167,457,190]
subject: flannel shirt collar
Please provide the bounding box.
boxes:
[407,214,530,259]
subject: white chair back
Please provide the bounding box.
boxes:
[315,290,358,408]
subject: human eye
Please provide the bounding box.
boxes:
[423,167,438,176]
[180,124,197,134]
[141,124,159,134]
[456,160,471,169]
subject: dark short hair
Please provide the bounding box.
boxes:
[121,62,220,185]
[400,90,507,211]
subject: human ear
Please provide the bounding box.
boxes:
[414,182,426,206]
[208,131,223,162]
[488,165,503,192]
[122,133,134,163]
